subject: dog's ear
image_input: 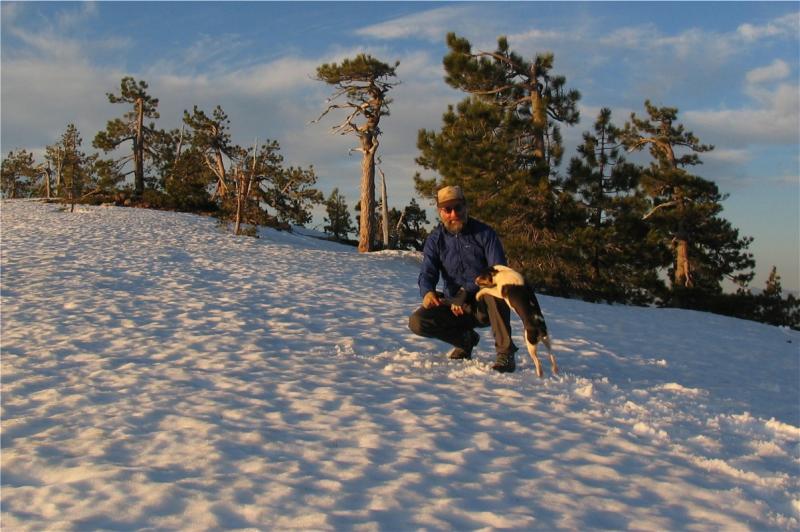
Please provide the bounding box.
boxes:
[475,266,498,287]
[479,266,497,276]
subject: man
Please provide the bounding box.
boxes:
[408,185,518,372]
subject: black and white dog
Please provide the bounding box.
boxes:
[475,265,558,377]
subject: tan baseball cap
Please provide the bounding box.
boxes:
[437,185,465,207]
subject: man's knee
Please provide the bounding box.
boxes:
[408,309,424,335]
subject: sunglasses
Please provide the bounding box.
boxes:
[439,203,465,214]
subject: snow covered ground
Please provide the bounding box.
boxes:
[1,199,798,531]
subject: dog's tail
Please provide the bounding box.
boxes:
[541,335,552,353]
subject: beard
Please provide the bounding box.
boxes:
[442,216,467,234]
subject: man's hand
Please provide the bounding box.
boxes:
[422,291,442,309]
[450,304,465,316]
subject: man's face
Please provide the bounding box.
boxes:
[439,202,467,233]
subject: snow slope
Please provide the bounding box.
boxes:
[2,200,798,530]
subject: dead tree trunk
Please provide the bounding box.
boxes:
[55,148,64,198]
[379,165,390,248]
[234,139,258,236]
[133,97,145,198]
[43,164,52,199]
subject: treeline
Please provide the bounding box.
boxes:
[412,34,797,328]
[2,33,797,328]
[0,76,428,248]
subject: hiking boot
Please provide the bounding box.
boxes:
[449,330,480,360]
[492,349,517,373]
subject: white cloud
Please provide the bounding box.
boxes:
[55,1,98,30]
[685,83,800,147]
[703,148,752,165]
[221,56,321,95]
[354,5,473,42]
[737,12,800,42]
[505,27,574,46]
[746,59,791,85]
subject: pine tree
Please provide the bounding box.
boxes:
[182,105,237,201]
[757,267,800,328]
[443,33,580,181]
[314,54,399,252]
[93,77,160,198]
[221,140,323,230]
[262,165,323,227]
[148,126,215,211]
[621,101,754,294]
[396,198,429,251]
[56,124,96,212]
[1,150,38,199]
[324,188,355,241]
[415,34,582,292]
[564,108,664,302]
[415,95,580,291]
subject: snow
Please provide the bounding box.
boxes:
[1,199,798,530]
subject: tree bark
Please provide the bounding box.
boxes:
[358,134,377,252]
[208,148,229,201]
[234,167,243,236]
[133,97,145,197]
[530,71,547,162]
[674,237,692,288]
[380,167,390,248]
[55,148,64,198]
[44,164,52,199]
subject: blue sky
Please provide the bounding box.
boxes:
[2,1,798,293]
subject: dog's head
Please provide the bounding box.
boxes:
[475,266,499,288]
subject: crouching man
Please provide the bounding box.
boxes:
[408,185,518,373]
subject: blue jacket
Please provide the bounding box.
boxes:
[418,217,507,299]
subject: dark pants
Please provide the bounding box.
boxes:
[408,295,517,355]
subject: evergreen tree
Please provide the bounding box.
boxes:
[1,149,38,199]
[757,267,800,328]
[564,108,664,302]
[621,101,754,294]
[314,54,399,252]
[90,157,126,199]
[57,124,96,212]
[443,33,580,181]
[93,77,160,198]
[262,165,323,227]
[148,126,215,211]
[182,105,237,201]
[416,34,582,292]
[217,139,323,230]
[395,198,429,251]
[415,96,580,291]
[324,188,355,241]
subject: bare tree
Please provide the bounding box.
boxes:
[314,54,399,252]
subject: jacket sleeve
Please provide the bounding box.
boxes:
[483,227,508,268]
[418,231,441,297]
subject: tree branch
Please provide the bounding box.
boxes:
[642,200,680,220]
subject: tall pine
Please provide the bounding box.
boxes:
[621,101,754,298]
[93,77,159,198]
[564,108,664,303]
[417,35,581,291]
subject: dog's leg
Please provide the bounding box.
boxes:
[525,333,544,378]
[541,336,558,375]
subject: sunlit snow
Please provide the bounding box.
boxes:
[2,200,798,530]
